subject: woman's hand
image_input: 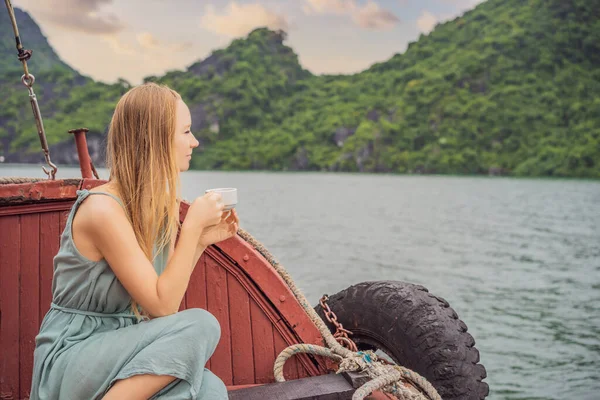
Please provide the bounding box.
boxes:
[199,209,239,247]
[184,192,225,234]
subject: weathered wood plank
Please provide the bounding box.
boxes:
[227,273,255,385]
[19,214,40,399]
[206,256,233,385]
[0,215,21,399]
[227,373,355,400]
[0,201,74,217]
[173,229,187,313]
[250,299,276,384]
[39,212,60,319]
[188,255,211,369]
[0,179,80,206]
[186,254,208,310]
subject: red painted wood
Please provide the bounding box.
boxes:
[0,179,80,205]
[203,257,211,371]
[206,256,234,385]
[69,129,94,179]
[80,178,105,191]
[250,299,276,384]
[186,255,208,311]
[174,230,188,313]
[205,245,320,383]
[19,214,40,399]
[185,254,209,368]
[59,208,68,239]
[0,200,74,218]
[273,329,300,381]
[0,215,21,399]
[0,201,75,217]
[39,212,60,319]
[215,235,325,350]
[206,246,322,379]
[206,247,318,381]
[227,273,255,385]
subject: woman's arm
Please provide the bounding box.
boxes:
[168,201,206,276]
[154,222,204,315]
[81,194,223,318]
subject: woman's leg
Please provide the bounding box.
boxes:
[102,374,177,400]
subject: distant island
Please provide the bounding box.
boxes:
[1,0,598,178]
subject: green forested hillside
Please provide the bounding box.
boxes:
[1,0,599,177]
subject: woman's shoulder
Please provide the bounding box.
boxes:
[76,186,127,229]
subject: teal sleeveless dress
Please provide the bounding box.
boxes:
[30,189,228,399]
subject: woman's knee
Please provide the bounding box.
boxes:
[178,308,221,340]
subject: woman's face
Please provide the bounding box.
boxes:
[174,98,199,172]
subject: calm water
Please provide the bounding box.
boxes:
[3,165,600,400]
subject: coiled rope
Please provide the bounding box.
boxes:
[0,177,45,184]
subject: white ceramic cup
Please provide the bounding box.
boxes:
[205,187,237,211]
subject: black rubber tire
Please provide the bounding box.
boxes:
[314,280,489,400]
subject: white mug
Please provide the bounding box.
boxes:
[205,187,237,211]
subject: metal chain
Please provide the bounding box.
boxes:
[4,0,58,179]
[319,294,359,352]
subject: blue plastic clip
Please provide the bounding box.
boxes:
[357,351,372,363]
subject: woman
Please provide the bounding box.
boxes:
[30,82,238,399]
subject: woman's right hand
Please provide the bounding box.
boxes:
[185,192,225,234]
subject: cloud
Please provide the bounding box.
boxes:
[26,0,124,34]
[353,2,399,30]
[304,0,355,14]
[303,0,399,30]
[200,2,289,37]
[171,42,194,52]
[417,10,437,34]
[103,35,135,55]
[136,32,192,52]
[103,31,190,58]
[137,32,160,50]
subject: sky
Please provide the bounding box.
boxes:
[12,0,484,85]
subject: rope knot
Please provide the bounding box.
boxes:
[18,49,33,61]
[337,350,378,374]
[357,351,373,363]
[335,352,429,400]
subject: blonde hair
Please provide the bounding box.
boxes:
[106,82,181,319]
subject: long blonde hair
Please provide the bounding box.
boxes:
[106,82,181,319]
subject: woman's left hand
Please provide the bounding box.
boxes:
[198,208,239,247]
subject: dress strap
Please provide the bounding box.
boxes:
[66,189,126,229]
[83,190,126,209]
[50,302,139,320]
